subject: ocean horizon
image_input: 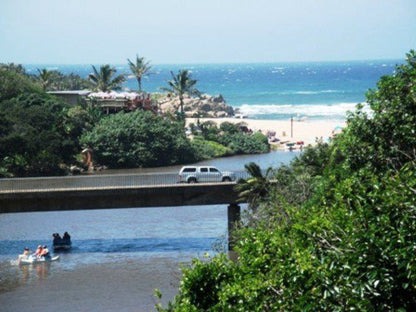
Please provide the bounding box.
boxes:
[24,60,401,121]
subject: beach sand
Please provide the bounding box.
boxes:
[186,118,346,146]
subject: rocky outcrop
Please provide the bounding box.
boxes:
[157,93,234,118]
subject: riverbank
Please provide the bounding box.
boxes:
[186,118,346,146]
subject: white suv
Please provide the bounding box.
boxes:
[178,166,236,183]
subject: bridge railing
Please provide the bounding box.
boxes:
[0,170,253,192]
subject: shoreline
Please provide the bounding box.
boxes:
[186,117,346,146]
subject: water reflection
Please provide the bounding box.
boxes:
[20,262,51,281]
[0,261,51,293]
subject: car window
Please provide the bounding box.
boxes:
[200,167,208,173]
[182,168,196,173]
[209,168,219,173]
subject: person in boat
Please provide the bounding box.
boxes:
[40,245,50,259]
[63,232,71,241]
[34,245,43,258]
[53,233,61,244]
[18,247,30,261]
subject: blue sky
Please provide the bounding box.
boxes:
[1,0,415,64]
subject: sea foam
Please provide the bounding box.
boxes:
[239,102,369,120]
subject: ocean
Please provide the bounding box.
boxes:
[24,60,400,121]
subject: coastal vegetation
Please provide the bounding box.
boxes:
[189,121,269,160]
[155,51,416,311]
[87,64,126,92]
[160,70,200,119]
[0,59,267,177]
[0,91,77,176]
[79,111,196,168]
[127,54,152,92]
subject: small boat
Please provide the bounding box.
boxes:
[53,232,72,251]
[53,241,72,251]
[19,255,60,265]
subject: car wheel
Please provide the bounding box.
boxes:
[222,177,231,182]
[188,178,197,183]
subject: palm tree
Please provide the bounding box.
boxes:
[234,162,273,211]
[88,65,125,92]
[37,68,53,91]
[127,54,152,92]
[160,69,200,118]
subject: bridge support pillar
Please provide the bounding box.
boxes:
[227,203,241,254]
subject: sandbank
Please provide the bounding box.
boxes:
[186,118,346,146]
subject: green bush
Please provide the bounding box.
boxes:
[190,137,232,160]
[221,132,270,155]
[197,121,270,155]
[80,110,196,168]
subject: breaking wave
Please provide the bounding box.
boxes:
[280,89,342,95]
[239,102,369,119]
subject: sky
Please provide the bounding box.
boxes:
[1,0,415,64]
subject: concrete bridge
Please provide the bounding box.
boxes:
[0,176,244,250]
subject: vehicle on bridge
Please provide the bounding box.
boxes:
[178,166,236,183]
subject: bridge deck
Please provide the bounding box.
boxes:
[0,183,240,213]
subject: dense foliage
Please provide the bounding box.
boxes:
[0,92,73,176]
[0,64,42,101]
[0,62,270,176]
[80,110,196,168]
[156,51,416,311]
[36,69,90,91]
[0,66,100,177]
[190,121,270,160]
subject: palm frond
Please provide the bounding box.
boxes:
[88,64,124,92]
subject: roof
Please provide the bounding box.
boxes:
[47,90,91,96]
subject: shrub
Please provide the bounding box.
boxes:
[80,110,196,168]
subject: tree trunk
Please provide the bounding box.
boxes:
[179,94,184,114]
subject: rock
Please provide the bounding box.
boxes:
[157,93,234,118]
[212,94,224,103]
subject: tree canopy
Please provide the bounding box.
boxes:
[127,54,152,92]
[160,70,200,118]
[80,110,196,168]
[88,64,126,92]
[0,92,74,176]
[0,66,100,177]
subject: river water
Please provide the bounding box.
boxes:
[0,150,298,312]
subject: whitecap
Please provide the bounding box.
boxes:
[238,102,370,118]
[280,89,342,95]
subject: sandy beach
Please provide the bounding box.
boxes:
[186,118,346,146]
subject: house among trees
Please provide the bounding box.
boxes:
[48,90,91,106]
[49,90,157,114]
